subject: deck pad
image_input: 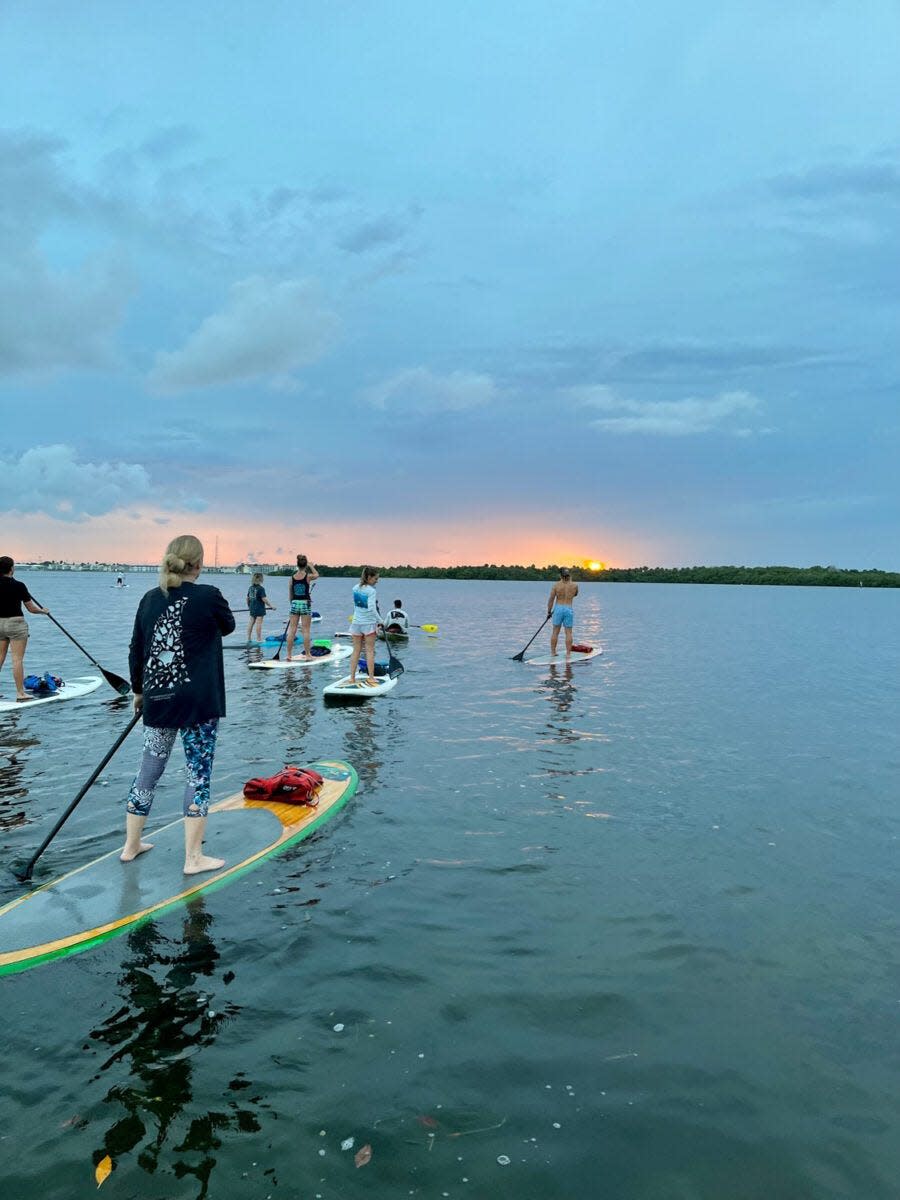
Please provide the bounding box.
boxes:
[525,647,603,666]
[248,644,352,670]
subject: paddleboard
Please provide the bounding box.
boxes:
[0,676,103,713]
[248,644,352,670]
[525,647,603,666]
[323,673,398,699]
[377,627,409,642]
[0,759,358,976]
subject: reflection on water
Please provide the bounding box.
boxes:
[0,726,38,828]
[539,664,578,745]
[88,900,258,1199]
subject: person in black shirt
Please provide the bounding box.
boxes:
[121,535,235,874]
[0,556,49,702]
[285,553,319,661]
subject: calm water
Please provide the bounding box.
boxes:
[1,575,898,1199]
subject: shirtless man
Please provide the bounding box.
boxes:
[547,567,579,657]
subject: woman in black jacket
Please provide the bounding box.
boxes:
[121,535,235,874]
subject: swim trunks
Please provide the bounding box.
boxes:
[290,600,311,616]
[551,604,574,629]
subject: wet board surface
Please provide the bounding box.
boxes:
[525,647,603,666]
[248,644,352,669]
[323,673,398,699]
[0,760,357,976]
[0,675,103,712]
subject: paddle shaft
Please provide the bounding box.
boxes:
[14,710,142,882]
[376,606,404,677]
[33,600,131,694]
[511,614,551,661]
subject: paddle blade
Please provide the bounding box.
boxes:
[271,621,290,659]
[420,623,438,632]
[510,651,525,662]
[102,667,132,695]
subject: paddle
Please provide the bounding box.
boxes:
[13,710,142,882]
[411,623,438,633]
[511,614,551,662]
[270,620,290,660]
[33,600,131,694]
[376,608,404,678]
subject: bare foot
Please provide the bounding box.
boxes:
[364,677,379,687]
[184,854,225,875]
[120,841,154,862]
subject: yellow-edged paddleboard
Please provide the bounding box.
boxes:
[0,759,357,977]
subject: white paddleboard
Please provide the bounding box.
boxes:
[525,647,603,666]
[0,676,103,712]
[323,673,398,699]
[248,644,353,670]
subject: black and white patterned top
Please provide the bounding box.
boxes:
[129,581,235,728]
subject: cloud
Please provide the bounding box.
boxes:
[138,124,200,162]
[768,162,900,202]
[337,208,420,254]
[0,445,152,521]
[148,276,338,391]
[0,131,135,376]
[573,387,763,436]
[364,367,499,414]
[522,339,838,389]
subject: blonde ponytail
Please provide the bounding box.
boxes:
[159,534,204,595]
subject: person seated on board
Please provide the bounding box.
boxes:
[116,575,124,587]
[246,571,275,642]
[0,556,50,702]
[386,599,408,635]
[121,534,236,875]
[286,554,319,661]
[547,566,579,658]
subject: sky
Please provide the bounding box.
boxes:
[1,0,898,568]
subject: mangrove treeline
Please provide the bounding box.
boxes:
[267,564,900,587]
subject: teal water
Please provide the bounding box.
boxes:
[1,575,898,1199]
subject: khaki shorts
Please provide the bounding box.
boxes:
[0,616,28,642]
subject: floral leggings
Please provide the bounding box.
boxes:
[126,720,219,819]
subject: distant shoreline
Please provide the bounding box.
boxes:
[18,563,900,587]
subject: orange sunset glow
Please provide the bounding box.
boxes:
[4,510,655,569]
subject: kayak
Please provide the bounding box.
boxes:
[0,759,358,977]
[0,676,103,713]
[248,644,353,670]
[377,625,409,642]
[525,647,603,666]
[323,673,398,700]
